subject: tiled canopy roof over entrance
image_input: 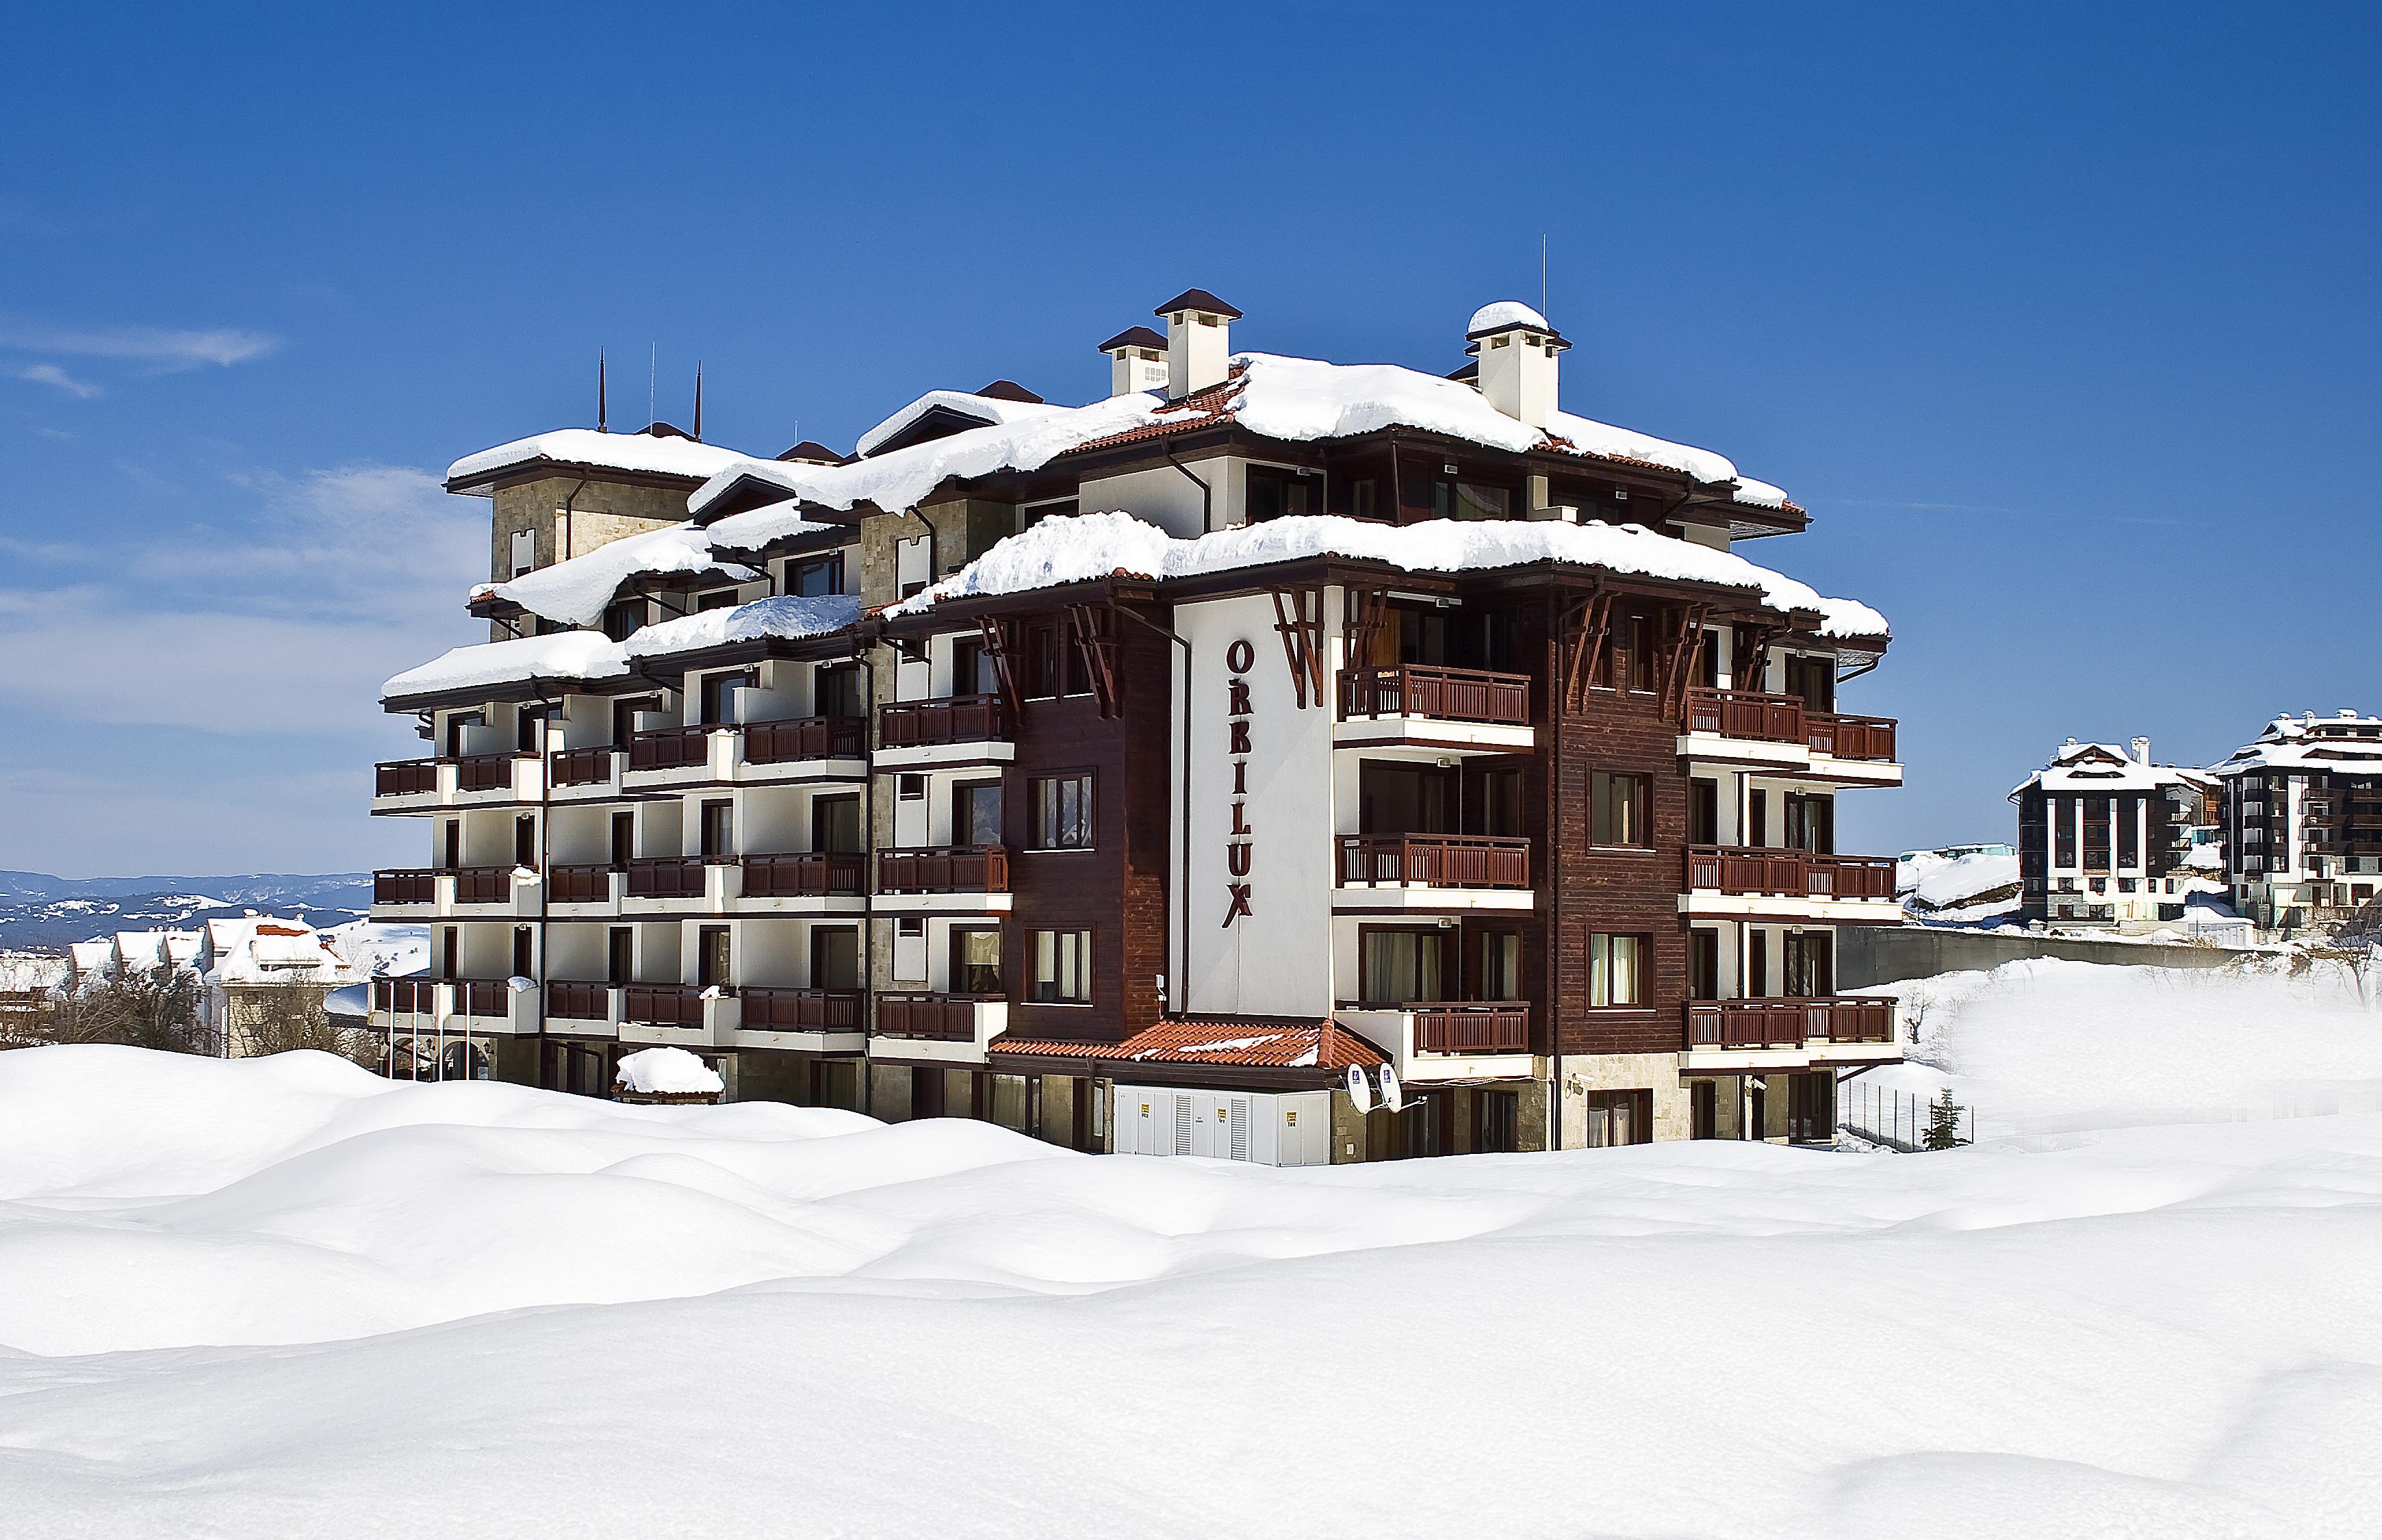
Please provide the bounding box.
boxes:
[991,1016,1387,1072]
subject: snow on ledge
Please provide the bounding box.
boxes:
[615,1046,723,1096]
[886,511,1890,638]
[491,523,759,628]
[381,630,628,702]
[624,594,863,660]
[446,428,755,489]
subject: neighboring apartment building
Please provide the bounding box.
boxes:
[369,292,1904,1160]
[2212,710,2382,934]
[2011,739,2217,927]
[62,919,359,1053]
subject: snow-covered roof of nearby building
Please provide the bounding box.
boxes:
[614,1046,723,1096]
[623,594,863,660]
[67,940,112,975]
[1906,851,2022,915]
[382,630,630,703]
[2210,710,2382,775]
[110,931,200,973]
[487,523,761,628]
[854,389,1072,459]
[886,511,1889,637]
[2010,742,2216,800]
[702,499,843,554]
[206,921,357,987]
[446,428,756,491]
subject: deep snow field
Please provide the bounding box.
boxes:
[3,960,2379,1539]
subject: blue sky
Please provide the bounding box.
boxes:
[2,2,2374,877]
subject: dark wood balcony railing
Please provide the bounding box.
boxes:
[1410,1003,1531,1053]
[452,865,517,904]
[372,869,436,905]
[878,694,1008,748]
[745,715,867,764]
[1684,846,1897,899]
[874,992,982,1040]
[1807,713,1897,762]
[1684,997,1894,1049]
[454,753,526,793]
[549,863,615,904]
[546,980,613,1021]
[740,986,863,1031]
[372,976,439,1013]
[1337,834,1530,888]
[1680,689,1898,762]
[625,856,708,899]
[1339,665,1531,726]
[877,845,1011,894]
[374,758,439,797]
[550,746,615,786]
[742,852,866,897]
[621,984,706,1027]
[454,979,512,1018]
[628,725,713,772]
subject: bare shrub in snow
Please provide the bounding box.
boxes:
[235,988,380,1065]
[39,966,207,1054]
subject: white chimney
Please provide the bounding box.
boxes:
[1156,288,1240,398]
[2131,736,2151,764]
[1098,326,1170,398]
[1467,300,1567,430]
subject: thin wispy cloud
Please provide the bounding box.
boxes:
[0,320,279,370]
[16,362,103,398]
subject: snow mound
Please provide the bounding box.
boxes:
[614,1046,724,1096]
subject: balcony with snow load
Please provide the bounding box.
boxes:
[1335,665,1535,754]
[1332,834,1533,912]
[875,695,1013,770]
[1678,845,1903,924]
[371,751,546,813]
[1678,688,1900,786]
[369,976,540,1038]
[370,864,541,920]
[873,845,1012,916]
[1335,1001,1534,1085]
[1681,996,1898,1073]
[867,993,1008,1065]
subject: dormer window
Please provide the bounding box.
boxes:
[602,600,644,641]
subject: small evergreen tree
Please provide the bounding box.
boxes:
[1923,1087,1964,1150]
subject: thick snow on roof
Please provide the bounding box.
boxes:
[702,498,842,554]
[490,523,760,628]
[1908,852,2022,913]
[854,389,1071,458]
[615,1046,723,1096]
[1468,300,1552,335]
[207,921,357,987]
[382,630,628,703]
[446,428,754,489]
[888,511,1889,637]
[624,594,863,660]
[2012,743,2216,799]
[2211,710,2382,775]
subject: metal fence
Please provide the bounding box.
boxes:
[1836,1080,1971,1152]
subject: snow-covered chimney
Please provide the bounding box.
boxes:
[1467,300,1567,430]
[2131,736,2151,764]
[1099,326,1169,398]
[1155,289,1240,398]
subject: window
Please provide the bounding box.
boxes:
[514,814,537,869]
[951,926,1002,994]
[1586,1089,1652,1147]
[811,795,862,854]
[1024,621,1085,698]
[1586,932,1643,1008]
[697,925,731,988]
[1479,768,1522,837]
[1431,480,1510,521]
[695,589,739,613]
[1030,773,1094,850]
[1349,478,1379,521]
[607,927,633,984]
[1478,1090,1519,1153]
[1246,465,1320,523]
[1032,929,1090,1003]
[953,780,1004,847]
[602,600,644,641]
[814,664,865,719]
[1689,929,1720,999]
[898,773,925,802]
[1591,771,1648,847]
[810,926,860,991]
[786,552,843,598]
[1476,931,1521,999]
[1688,778,1719,845]
[1021,498,1077,530]
[700,670,753,726]
[515,706,548,754]
[700,799,734,858]
[1359,929,1446,1005]
[509,527,537,578]
[511,927,533,979]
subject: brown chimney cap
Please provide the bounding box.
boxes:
[1098,325,1168,354]
[776,440,847,464]
[1154,288,1243,320]
[974,379,1045,405]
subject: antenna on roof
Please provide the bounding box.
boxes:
[1540,233,1548,320]
[693,363,703,442]
[597,350,608,433]
[648,342,656,429]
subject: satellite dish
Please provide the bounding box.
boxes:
[1379,1064,1405,1114]
[1346,1064,1375,1114]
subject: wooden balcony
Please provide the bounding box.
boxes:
[740,986,864,1032]
[875,992,983,1041]
[1411,1003,1531,1053]
[625,856,709,899]
[549,863,615,904]
[628,725,712,772]
[1337,834,1530,888]
[621,984,706,1027]
[452,979,512,1018]
[374,758,439,797]
[1684,997,1894,1049]
[454,752,528,793]
[1684,846,1897,899]
[745,715,867,764]
[372,869,437,905]
[1339,665,1530,726]
[372,976,439,1013]
[545,980,613,1021]
[1682,689,1897,762]
[452,865,517,904]
[550,747,615,787]
[878,694,1008,748]
[742,852,866,897]
[878,845,1010,894]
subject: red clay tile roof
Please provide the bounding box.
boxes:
[991,1015,1387,1071]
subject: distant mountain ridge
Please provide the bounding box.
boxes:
[0,872,372,952]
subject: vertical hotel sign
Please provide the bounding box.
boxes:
[1222,638,1255,926]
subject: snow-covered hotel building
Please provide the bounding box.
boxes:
[370,292,1904,1159]
[2010,739,2218,927]
[2212,711,2382,934]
